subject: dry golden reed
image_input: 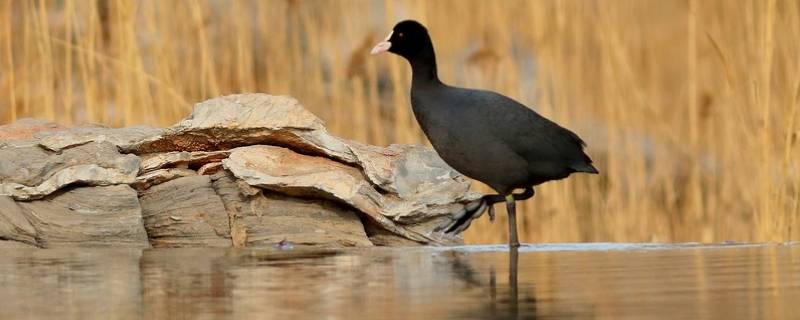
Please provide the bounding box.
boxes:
[1,0,798,244]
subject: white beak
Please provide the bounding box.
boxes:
[370,31,393,55]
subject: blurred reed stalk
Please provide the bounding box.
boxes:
[1,0,798,244]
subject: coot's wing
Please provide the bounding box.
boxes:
[462,89,592,167]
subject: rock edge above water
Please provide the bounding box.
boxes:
[0,93,482,248]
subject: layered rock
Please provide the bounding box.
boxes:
[0,186,149,248]
[0,141,140,200]
[0,93,483,248]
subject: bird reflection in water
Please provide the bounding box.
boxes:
[446,247,538,319]
[509,247,521,318]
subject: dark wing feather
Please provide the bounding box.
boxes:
[466,90,594,169]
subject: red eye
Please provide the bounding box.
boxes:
[398,32,404,38]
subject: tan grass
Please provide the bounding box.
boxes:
[1,0,798,244]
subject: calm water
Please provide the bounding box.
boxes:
[0,243,798,320]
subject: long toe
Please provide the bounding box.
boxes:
[445,199,490,234]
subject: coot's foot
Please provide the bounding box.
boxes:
[439,198,489,234]
[440,187,535,235]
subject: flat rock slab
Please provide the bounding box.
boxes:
[348,142,481,222]
[131,168,198,192]
[7,185,149,248]
[139,150,230,173]
[129,94,357,163]
[223,145,415,239]
[0,118,64,140]
[223,145,472,245]
[212,172,372,247]
[35,124,163,152]
[0,142,141,200]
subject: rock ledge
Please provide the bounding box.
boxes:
[0,94,482,248]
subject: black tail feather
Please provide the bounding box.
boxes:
[572,163,599,174]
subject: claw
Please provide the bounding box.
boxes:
[444,198,489,234]
[443,189,535,235]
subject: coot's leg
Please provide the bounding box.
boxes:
[483,187,535,206]
[482,187,534,222]
[506,194,520,248]
[514,187,534,201]
[443,187,534,234]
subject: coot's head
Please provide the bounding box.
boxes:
[371,20,432,60]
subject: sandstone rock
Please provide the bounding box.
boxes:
[137,172,373,248]
[0,144,52,187]
[349,142,481,221]
[212,172,372,247]
[139,175,231,248]
[0,118,64,140]
[0,196,38,246]
[0,240,37,248]
[35,124,163,152]
[223,145,476,245]
[197,162,223,175]
[131,168,197,192]
[0,142,140,200]
[14,185,149,248]
[223,145,408,237]
[0,93,487,248]
[139,150,230,173]
[129,94,357,163]
[362,221,430,246]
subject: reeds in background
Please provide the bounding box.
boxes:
[1,0,798,244]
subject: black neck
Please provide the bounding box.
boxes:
[408,41,440,86]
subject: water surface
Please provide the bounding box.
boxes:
[1,243,798,319]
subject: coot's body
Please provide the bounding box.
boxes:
[372,20,597,247]
[411,83,595,195]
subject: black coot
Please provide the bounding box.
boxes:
[371,20,598,247]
